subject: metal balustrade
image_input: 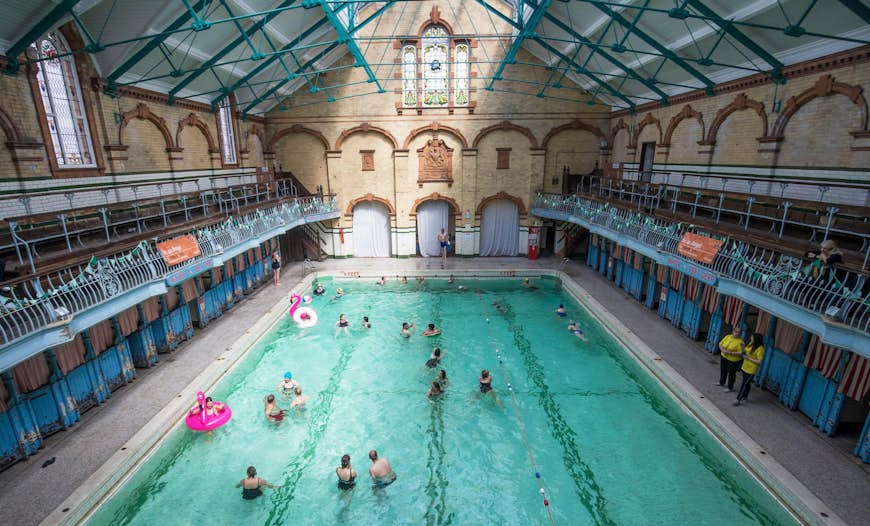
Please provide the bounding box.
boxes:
[573,174,870,270]
[0,195,337,348]
[533,192,870,335]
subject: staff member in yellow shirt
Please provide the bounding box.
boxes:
[717,326,744,391]
[734,333,765,406]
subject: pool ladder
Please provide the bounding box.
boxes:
[302,258,316,274]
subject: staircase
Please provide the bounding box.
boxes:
[300,223,328,261]
[557,222,587,258]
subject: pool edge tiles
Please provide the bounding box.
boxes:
[555,272,844,526]
[43,275,318,526]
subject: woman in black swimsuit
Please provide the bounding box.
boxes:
[336,454,357,490]
[271,253,281,286]
[236,466,276,499]
[479,369,493,393]
[426,348,442,368]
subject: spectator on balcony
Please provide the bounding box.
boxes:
[805,240,844,284]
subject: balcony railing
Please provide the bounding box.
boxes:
[533,192,870,335]
[0,195,337,348]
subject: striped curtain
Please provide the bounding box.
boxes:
[656,265,668,284]
[141,297,161,323]
[211,268,223,285]
[0,376,7,412]
[633,252,643,270]
[722,296,744,327]
[623,247,632,264]
[803,335,843,380]
[773,319,803,355]
[88,319,114,356]
[683,277,700,300]
[612,244,622,260]
[181,280,198,303]
[164,287,181,312]
[669,271,683,291]
[235,254,246,271]
[700,286,719,313]
[117,307,139,336]
[54,334,86,375]
[591,233,598,245]
[839,353,870,401]
[12,354,51,393]
[755,310,772,334]
[223,261,235,278]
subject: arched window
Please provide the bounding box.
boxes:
[401,23,470,110]
[217,98,237,165]
[30,32,95,167]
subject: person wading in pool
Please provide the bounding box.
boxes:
[401,322,416,339]
[264,394,285,422]
[368,450,396,488]
[336,454,358,490]
[236,466,277,499]
[478,369,502,407]
[421,323,441,336]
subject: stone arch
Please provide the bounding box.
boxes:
[705,93,767,144]
[345,193,396,217]
[267,124,329,152]
[542,119,608,149]
[0,105,21,143]
[409,192,461,216]
[473,121,538,148]
[663,104,705,146]
[334,123,399,150]
[609,118,630,147]
[632,113,662,146]
[475,191,527,215]
[418,5,454,35]
[176,113,218,152]
[771,74,868,138]
[119,103,174,149]
[403,122,468,149]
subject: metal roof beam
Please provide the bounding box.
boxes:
[838,0,870,24]
[317,0,382,93]
[5,0,83,73]
[488,0,551,90]
[582,0,715,91]
[685,0,784,77]
[106,0,209,84]
[170,0,298,97]
[524,0,669,103]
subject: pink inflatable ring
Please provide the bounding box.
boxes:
[185,391,232,432]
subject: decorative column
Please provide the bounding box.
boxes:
[459,148,478,256]
[393,149,410,257]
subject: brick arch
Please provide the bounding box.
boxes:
[245,123,265,147]
[771,74,868,138]
[119,103,174,149]
[267,124,329,152]
[176,113,218,152]
[542,119,608,149]
[344,193,396,217]
[0,105,21,142]
[403,122,468,149]
[662,104,705,146]
[632,113,662,147]
[609,118,630,147]
[334,123,399,150]
[409,192,461,216]
[418,6,454,35]
[704,93,767,145]
[475,191,526,215]
[472,121,538,148]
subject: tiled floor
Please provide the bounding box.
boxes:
[1,255,867,525]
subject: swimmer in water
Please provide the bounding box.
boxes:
[264,394,285,422]
[427,381,443,399]
[336,454,357,490]
[362,316,371,329]
[435,369,448,388]
[426,348,443,368]
[278,372,299,397]
[236,466,277,499]
[189,396,225,418]
[368,450,396,488]
[555,304,567,317]
[400,276,408,284]
[421,323,441,337]
[522,277,538,290]
[313,283,326,296]
[447,275,455,284]
[478,369,502,407]
[376,276,385,286]
[290,387,309,409]
[567,321,588,342]
[401,322,415,338]
[334,287,345,299]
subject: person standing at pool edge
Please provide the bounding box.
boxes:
[438,228,449,269]
[271,253,281,286]
[369,450,396,487]
[717,326,744,392]
[734,333,765,406]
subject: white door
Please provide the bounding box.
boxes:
[417,200,449,257]
[352,201,391,257]
[479,200,519,256]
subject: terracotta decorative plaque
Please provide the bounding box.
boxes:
[361,150,375,171]
[417,135,453,183]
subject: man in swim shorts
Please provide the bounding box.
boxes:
[401,322,415,338]
[437,229,449,269]
[567,321,587,342]
[368,450,396,488]
[264,394,285,422]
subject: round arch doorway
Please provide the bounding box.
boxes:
[352,201,392,257]
[416,199,456,258]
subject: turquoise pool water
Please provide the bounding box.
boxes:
[87,277,795,525]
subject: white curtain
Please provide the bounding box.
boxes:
[479,200,519,256]
[352,201,391,257]
[417,200,449,257]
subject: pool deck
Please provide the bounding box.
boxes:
[1,256,868,525]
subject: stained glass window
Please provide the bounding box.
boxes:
[402,45,417,107]
[31,33,95,167]
[454,43,469,107]
[218,99,237,165]
[421,26,449,107]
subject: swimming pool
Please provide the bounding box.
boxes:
[85,276,796,525]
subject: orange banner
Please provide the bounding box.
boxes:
[677,232,723,265]
[157,234,202,266]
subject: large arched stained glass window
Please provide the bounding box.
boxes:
[421,25,449,107]
[30,32,95,167]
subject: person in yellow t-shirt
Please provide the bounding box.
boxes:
[717,326,744,391]
[735,333,765,406]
